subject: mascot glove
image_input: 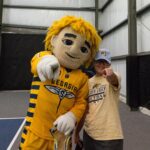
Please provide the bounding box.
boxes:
[37,55,60,82]
[53,112,77,135]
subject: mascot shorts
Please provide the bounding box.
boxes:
[19,129,71,150]
[19,130,53,150]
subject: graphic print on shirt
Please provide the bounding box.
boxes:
[45,85,75,112]
[88,84,106,103]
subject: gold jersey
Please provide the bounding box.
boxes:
[25,51,88,139]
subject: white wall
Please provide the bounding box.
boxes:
[137,11,150,53]
[137,0,150,10]
[99,0,150,55]
[98,0,108,8]
[4,0,95,7]
[99,0,127,32]
[100,25,128,56]
[3,0,95,27]
[2,8,95,27]
[112,60,126,96]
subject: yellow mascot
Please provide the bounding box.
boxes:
[19,16,101,150]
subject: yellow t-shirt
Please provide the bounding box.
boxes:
[84,74,123,140]
[25,51,88,139]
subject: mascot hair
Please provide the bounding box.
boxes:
[45,16,102,67]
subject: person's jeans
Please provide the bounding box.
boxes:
[83,130,123,150]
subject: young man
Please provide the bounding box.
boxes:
[75,48,123,150]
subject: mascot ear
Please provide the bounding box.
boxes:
[51,35,58,47]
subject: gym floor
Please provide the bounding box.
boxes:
[0,91,150,150]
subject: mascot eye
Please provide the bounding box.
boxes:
[81,47,88,53]
[62,39,73,45]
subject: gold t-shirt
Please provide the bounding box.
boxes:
[84,74,123,140]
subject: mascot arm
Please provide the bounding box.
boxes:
[70,76,88,122]
[53,75,88,135]
[31,51,60,81]
[31,51,51,75]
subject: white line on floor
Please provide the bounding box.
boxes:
[120,94,150,116]
[139,107,150,116]
[0,90,29,93]
[0,117,25,120]
[7,119,26,150]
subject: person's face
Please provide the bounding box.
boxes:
[94,60,110,75]
[51,27,91,69]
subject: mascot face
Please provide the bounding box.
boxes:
[51,27,91,69]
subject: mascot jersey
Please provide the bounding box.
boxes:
[24,51,88,139]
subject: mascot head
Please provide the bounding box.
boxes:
[45,16,101,69]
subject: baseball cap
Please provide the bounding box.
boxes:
[94,48,111,64]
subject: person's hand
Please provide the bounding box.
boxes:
[102,67,113,78]
[102,67,119,87]
[37,55,60,81]
[53,112,76,135]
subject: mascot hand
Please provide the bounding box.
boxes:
[53,112,76,135]
[37,55,60,81]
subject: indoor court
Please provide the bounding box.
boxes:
[0,0,150,150]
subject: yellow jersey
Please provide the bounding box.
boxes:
[25,51,88,139]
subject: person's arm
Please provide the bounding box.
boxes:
[107,72,119,88]
[74,103,88,144]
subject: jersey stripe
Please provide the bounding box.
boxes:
[29,103,36,108]
[27,111,34,117]
[31,85,40,89]
[30,94,37,99]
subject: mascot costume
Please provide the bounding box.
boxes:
[19,16,101,150]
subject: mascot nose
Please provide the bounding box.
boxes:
[70,45,79,55]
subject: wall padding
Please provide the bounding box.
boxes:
[0,33,45,90]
